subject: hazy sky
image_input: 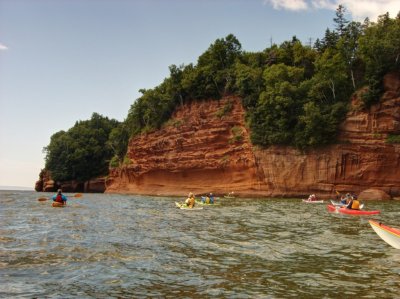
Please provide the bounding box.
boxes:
[1,0,399,189]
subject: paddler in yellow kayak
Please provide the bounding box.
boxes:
[185,192,196,208]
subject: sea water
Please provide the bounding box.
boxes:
[1,191,399,298]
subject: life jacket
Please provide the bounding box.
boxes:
[55,194,63,203]
[188,197,195,208]
[351,200,360,210]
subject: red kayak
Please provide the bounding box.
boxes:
[327,204,380,215]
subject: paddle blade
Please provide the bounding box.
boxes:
[73,193,82,198]
[38,197,48,202]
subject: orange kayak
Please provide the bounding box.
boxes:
[52,202,66,208]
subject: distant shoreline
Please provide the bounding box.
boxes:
[0,186,34,191]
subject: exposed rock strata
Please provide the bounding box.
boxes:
[358,189,391,201]
[35,170,106,193]
[106,97,261,196]
[106,73,400,199]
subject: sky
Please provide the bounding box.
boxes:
[0,0,399,189]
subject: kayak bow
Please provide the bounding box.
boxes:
[175,202,203,210]
[52,202,66,208]
[369,220,400,249]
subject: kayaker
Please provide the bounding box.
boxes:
[308,194,317,201]
[52,189,67,205]
[345,193,352,204]
[185,192,196,208]
[209,193,215,204]
[346,196,360,210]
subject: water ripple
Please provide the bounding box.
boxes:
[1,191,399,297]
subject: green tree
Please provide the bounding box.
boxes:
[308,48,351,104]
[337,21,363,90]
[107,123,130,165]
[294,101,347,148]
[333,4,350,36]
[250,64,305,146]
[44,113,119,182]
[358,12,400,106]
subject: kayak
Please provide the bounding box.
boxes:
[330,199,365,209]
[197,198,220,206]
[302,199,324,203]
[330,199,345,206]
[327,204,380,215]
[175,202,203,210]
[52,202,66,208]
[369,220,400,249]
[196,200,220,206]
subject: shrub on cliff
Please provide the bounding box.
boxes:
[386,134,400,144]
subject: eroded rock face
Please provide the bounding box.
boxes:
[84,178,106,193]
[106,72,400,199]
[35,170,57,192]
[253,144,400,198]
[358,189,391,200]
[35,170,105,193]
[106,96,263,196]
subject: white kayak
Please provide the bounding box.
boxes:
[302,199,324,203]
[330,199,364,209]
[369,220,400,249]
[330,199,344,206]
[175,202,203,210]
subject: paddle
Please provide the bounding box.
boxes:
[37,193,83,201]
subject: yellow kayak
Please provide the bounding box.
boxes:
[175,202,203,210]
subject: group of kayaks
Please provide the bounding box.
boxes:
[47,192,400,250]
[175,198,222,210]
[324,199,400,249]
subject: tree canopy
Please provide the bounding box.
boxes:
[44,113,119,182]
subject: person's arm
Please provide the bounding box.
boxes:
[346,200,353,209]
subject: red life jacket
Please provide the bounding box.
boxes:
[55,194,63,203]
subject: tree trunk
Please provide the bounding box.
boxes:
[329,79,336,100]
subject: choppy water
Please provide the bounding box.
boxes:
[1,191,400,298]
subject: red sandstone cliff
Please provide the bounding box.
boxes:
[106,73,400,199]
[106,96,261,196]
